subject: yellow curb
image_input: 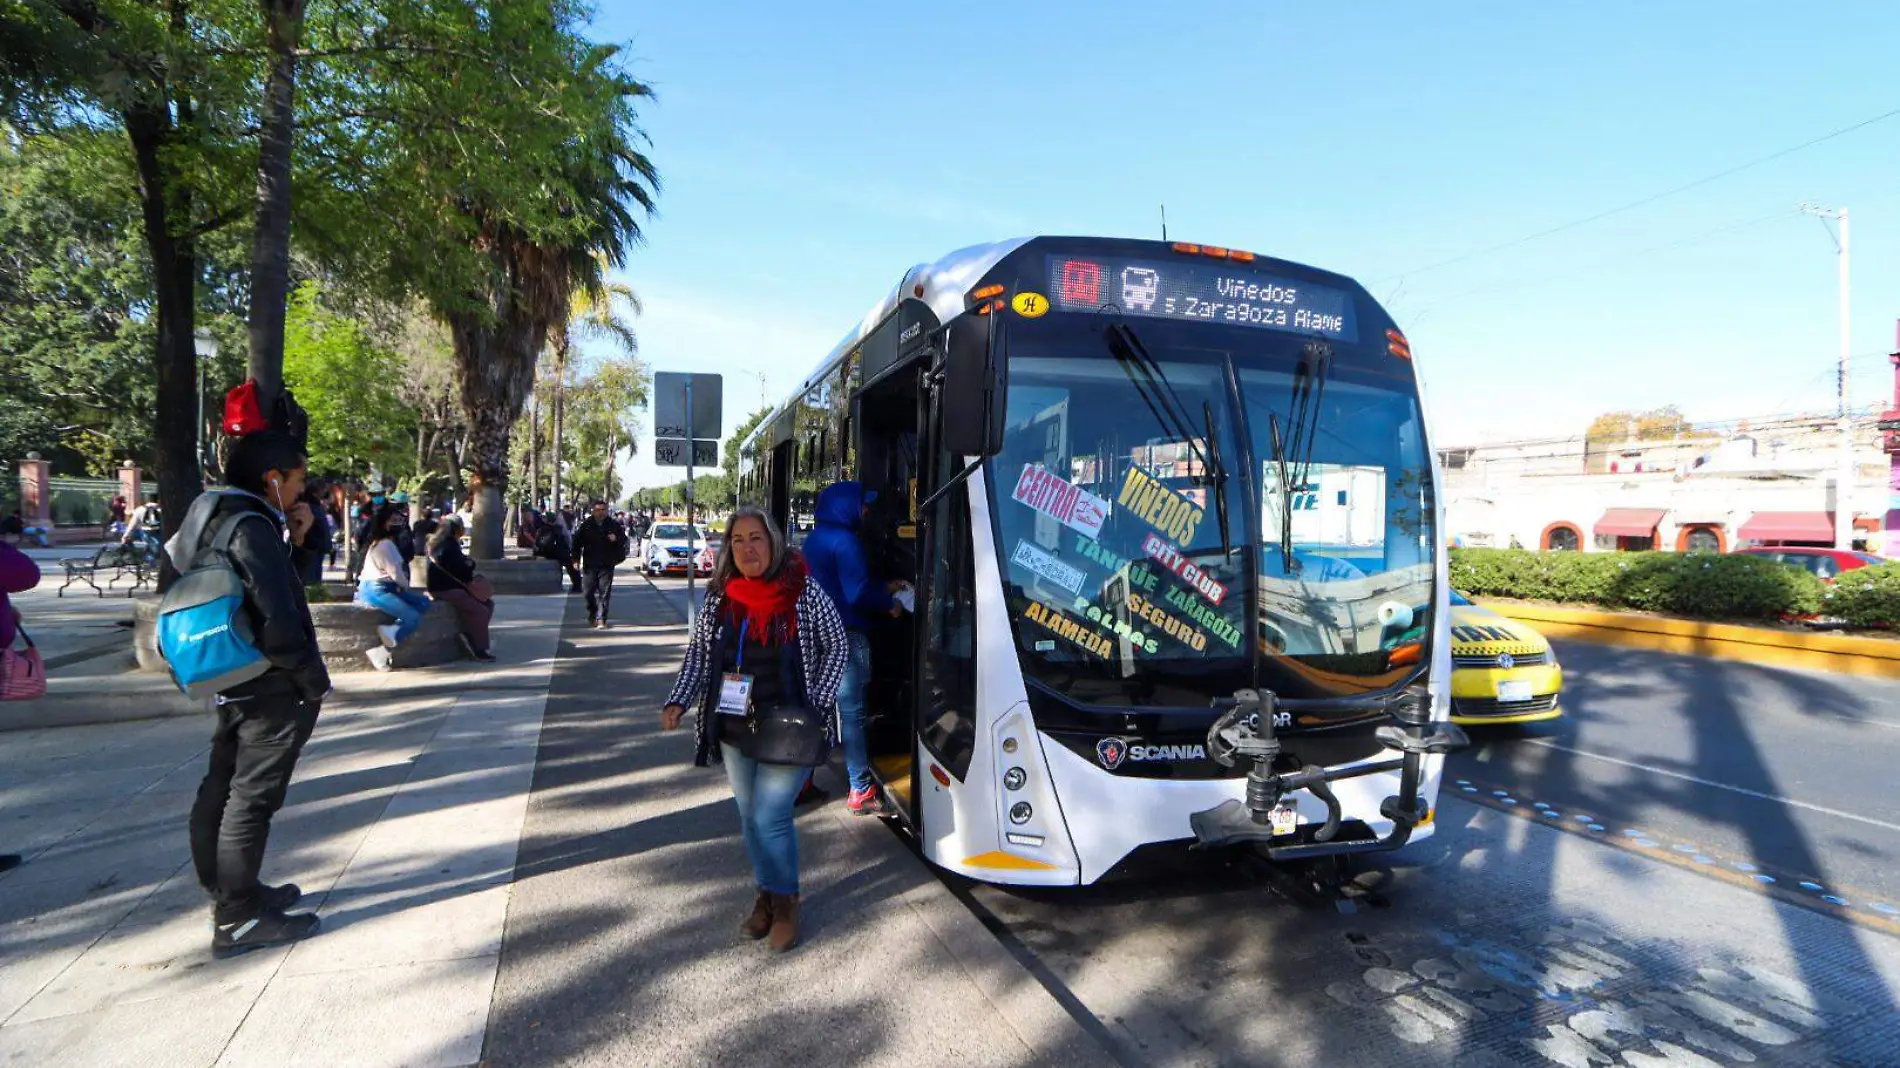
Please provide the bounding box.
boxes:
[1483,601,1900,680]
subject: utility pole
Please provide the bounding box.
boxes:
[1882,322,1900,561]
[1802,203,1854,550]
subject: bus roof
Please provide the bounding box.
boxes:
[739,235,1370,455]
[741,237,1034,454]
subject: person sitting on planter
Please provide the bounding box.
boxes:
[355,502,431,672]
[426,515,496,663]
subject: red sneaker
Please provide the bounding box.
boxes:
[846,786,890,816]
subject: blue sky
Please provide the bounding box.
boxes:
[590,1,1900,494]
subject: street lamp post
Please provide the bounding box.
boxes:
[193,330,220,481]
[1801,203,1854,551]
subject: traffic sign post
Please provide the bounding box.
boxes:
[654,372,723,625]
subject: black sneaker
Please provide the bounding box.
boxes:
[212,907,321,959]
[260,882,303,911]
[0,854,21,874]
[472,649,497,663]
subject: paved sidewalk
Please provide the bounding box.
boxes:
[487,578,1112,1067]
[0,570,1115,1066]
[0,591,566,1067]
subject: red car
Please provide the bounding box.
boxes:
[1731,546,1886,584]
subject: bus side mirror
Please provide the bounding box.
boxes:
[939,314,1006,458]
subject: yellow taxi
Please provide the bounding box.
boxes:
[1448,591,1564,725]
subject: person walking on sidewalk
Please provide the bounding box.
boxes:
[571,499,628,628]
[356,502,431,672]
[169,431,330,956]
[426,515,496,662]
[0,539,42,874]
[660,507,849,953]
[802,481,910,817]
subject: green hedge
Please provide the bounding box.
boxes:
[1449,548,1827,622]
[1825,562,1900,628]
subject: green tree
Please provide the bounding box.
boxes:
[281,282,414,476]
[550,254,641,510]
[1585,406,1693,444]
[564,356,650,506]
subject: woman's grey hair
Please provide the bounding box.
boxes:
[428,514,463,552]
[711,507,787,593]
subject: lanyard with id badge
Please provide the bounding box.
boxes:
[717,620,756,718]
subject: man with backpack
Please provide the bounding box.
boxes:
[165,431,330,957]
[570,499,629,628]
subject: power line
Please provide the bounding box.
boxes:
[1376,105,1900,284]
[1405,207,1798,312]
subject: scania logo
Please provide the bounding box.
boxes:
[1496,653,1515,670]
[1096,738,1207,769]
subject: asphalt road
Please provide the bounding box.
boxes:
[638,575,1900,1066]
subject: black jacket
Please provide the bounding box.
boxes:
[571,516,628,569]
[426,536,478,594]
[170,489,331,703]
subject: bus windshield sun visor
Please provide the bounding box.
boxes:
[1266,342,1332,575]
[1101,321,1232,555]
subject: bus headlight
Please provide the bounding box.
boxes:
[1003,767,1027,791]
[1009,802,1033,825]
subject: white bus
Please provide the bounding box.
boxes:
[738,236,1464,891]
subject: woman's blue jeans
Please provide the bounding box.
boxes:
[720,742,805,895]
[357,583,431,643]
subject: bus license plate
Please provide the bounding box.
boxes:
[1497,680,1534,703]
[1270,802,1301,837]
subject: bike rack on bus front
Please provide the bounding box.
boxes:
[1192,685,1468,861]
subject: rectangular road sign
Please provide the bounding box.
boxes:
[653,372,723,441]
[654,438,718,468]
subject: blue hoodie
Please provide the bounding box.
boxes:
[804,481,892,632]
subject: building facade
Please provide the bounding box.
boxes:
[1439,415,1888,554]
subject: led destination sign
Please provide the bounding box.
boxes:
[1046,255,1356,341]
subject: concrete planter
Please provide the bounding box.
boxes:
[469,556,567,596]
[133,585,465,674]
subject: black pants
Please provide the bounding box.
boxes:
[557,559,582,590]
[189,691,321,916]
[584,565,615,621]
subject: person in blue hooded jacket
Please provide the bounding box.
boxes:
[802,481,910,815]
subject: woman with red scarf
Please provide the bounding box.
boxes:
[662,508,848,952]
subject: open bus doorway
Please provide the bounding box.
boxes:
[853,367,924,817]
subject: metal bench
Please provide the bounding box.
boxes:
[58,542,159,598]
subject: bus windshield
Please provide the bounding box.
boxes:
[989,314,1434,703]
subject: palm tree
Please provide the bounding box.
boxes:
[550,255,641,513]
[447,54,657,559]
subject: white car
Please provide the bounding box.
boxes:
[643,522,709,577]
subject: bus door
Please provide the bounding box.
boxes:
[854,364,926,822]
[911,363,980,839]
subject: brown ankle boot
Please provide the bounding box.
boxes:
[740,890,773,940]
[768,893,800,952]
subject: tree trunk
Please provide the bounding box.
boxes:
[125,96,199,562]
[604,433,616,505]
[245,0,307,419]
[551,332,568,515]
[526,392,539,512]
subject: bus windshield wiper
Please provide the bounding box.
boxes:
[1267,342,1332,575]
[1103,322,1224,489]
[1202,400,1232,558]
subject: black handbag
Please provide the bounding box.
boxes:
[749,704,828,768]
[746,637,826,767]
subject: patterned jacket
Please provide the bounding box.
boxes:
[666,579,850,767]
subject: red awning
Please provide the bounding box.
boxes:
[1593,507,1667,538]
[1737,511,1834,543]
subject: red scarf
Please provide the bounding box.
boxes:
[723,553,805,646]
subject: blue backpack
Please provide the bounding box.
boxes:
[156,512,272,700]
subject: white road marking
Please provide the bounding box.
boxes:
[1524,739,1900,834]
